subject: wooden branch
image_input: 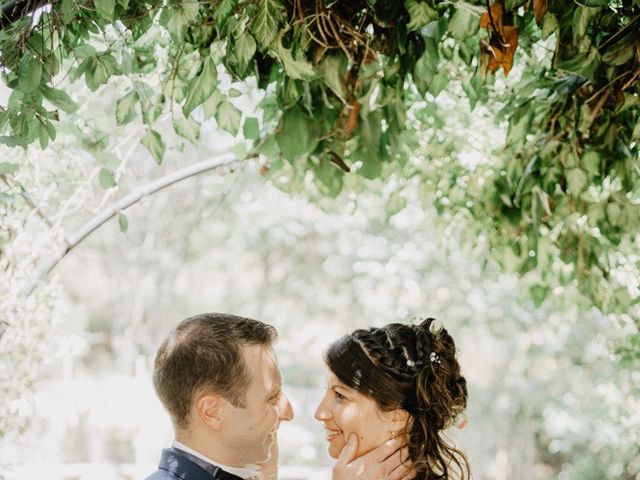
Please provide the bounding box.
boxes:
[21,154,240,298]
[0,0,49,29]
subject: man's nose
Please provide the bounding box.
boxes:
[278,393,294,421]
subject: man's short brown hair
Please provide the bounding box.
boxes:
[152,313,277,429]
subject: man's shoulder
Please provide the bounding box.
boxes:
[144,448,213,480]
[144,469,174,480]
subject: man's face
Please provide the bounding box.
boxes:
[221,344,294,466]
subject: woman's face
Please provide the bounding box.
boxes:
[314,371,399,459]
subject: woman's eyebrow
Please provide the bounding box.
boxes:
[329,383,352,392]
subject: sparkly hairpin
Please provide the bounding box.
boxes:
[406,358,424,368]
[430,352,441,364]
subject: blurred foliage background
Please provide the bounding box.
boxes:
[0,0,639,479]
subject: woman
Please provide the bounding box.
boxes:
[315,318,469,480]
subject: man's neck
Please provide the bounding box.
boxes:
[173,438,260,479]
[174,431,220,462]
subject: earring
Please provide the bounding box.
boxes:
[455,413,468,430]
[389,430,397,439]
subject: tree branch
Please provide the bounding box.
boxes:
[0,0,48,30]
[21,153,240,298]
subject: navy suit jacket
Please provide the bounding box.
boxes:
[144,448,244,480]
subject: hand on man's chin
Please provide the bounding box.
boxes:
[331,434,415,480]
[257,431,279,478]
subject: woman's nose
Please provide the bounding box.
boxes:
[314,394,331,421]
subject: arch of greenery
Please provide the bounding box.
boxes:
[0,0,638,361]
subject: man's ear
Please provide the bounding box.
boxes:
[194,394,224,431]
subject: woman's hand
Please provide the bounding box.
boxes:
[332,433,414,480]
[257,431,279,480]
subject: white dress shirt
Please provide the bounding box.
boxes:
[173,440,261,479]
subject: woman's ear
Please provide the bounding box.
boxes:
[195,394,224,431]
[384,408,410,429]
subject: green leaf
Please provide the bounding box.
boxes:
[541,13,558,40]
[40,84,78,113]
[160,1,201,39]
[573,6,599,42]
[75,45,98,60]
[582,151,600,177]
[18,54,42,93]
[38,122,49,149]
[140,94,165,124]
[405,0,438,32]
[216,101,242,136]
[214,0,239,29]
[386,191,407,217]
[251,0,285,48]
[94,0,115,21]
[0,110,8,131]
[118,213,129,232]
[229,31,257,76]
[57,0,76,24]
[448,7,479,40]
[356,150,381,179]
[412,40,439,95]
[319,53,347,103]
[86,54,118,91]
[173,117,200,142]
[243,117,260,140]
[429,73,449,96]
[505,0,527,10]
[44,120,56,142]
[556,47,600,81]
[98,168,116,189]
[203,90,224,119]
[142,129,166,164]
[0,163,19,175]
[566,168,588,194]
[530,284,550,307]
[275,106,318,161]
[273,32,315,80]
[507,109,533,145]
[182,57,218,117]
[632,119,640,140]
[606,201,622,226]
[313,157,343,197]
[116,91,139,125]
[580,0,608,6]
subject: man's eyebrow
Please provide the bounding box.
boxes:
[267,384,282,399]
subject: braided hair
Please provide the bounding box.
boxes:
[325,318,469,480]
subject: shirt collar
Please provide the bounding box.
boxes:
[173,440,261,480]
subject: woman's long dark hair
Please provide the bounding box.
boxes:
[325,318,470,480]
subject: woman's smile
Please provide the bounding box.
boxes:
[324,426,343,442]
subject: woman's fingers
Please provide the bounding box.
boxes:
[384,447,414,480]
[375,437,405,463]
[335,433,359,466]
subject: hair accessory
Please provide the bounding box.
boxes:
[430,352,441,364]
[406,359,416,367]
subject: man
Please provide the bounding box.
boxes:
[145,313,412,480]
